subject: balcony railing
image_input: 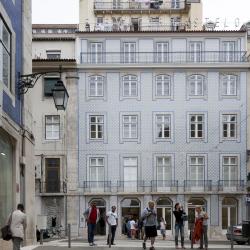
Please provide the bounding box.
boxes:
[94,1,186,11]
[83,181,112,193]
[184,180,212,192]
[40,181,67,194]
[151,180,178,192]
[117,180,145,192]
[218,180,245,192]
[80,51,248,65]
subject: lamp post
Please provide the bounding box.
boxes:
[18,67,69,110]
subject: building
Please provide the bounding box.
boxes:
[0,0,35,249]
[76,0,248,239]
[32,24,78,234]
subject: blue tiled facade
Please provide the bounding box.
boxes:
[1,0,22,125]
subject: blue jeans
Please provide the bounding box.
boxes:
[175,223,184,247]
[87,223,96,243]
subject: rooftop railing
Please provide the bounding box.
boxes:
[80,51,248,65]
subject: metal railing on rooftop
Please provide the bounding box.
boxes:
[80,51,248,64]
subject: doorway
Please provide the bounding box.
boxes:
[156,198,172,233]
[45,158,60,193]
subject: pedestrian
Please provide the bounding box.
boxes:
[173,203,186,249]
[106,205,118,245]
[141,201,158,250]
[194,205,208,250]
[9,203,27,250]
[84,201,100,246]
[160,217,166,240]
[129,217,137,239]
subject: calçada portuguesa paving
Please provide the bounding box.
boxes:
[21,236,250,250]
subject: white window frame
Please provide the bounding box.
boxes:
[222,156,239,186]
[45,115,60,140]
[171,0,180,9]
[189,114,204,139]
[122,74,138,98]
[122,115,138,139]
[222,41,236,62]
[189,156,205,181]
[222,114,237,139]
[189,42,202,62]
[90,42,103,63]
[123,42,136,63]
[188,74,205,97]
[155,74,171,97]
[156,114,171,139]
[156,43,169,63]
[88,75,104,97]
[123,157,138,192]
[221,74,237,96]
[89,115,104,140]
[156,156,172,182]
[46,50,61,59]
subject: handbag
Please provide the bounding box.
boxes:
[1,212,13,241]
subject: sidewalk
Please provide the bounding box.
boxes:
[21,236,250,250]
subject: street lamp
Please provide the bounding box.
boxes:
[18,67,69,110]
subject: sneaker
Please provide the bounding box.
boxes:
[142,242,146,249]
[111,243,116,245]
[92,243,97,246]
[89,243,93,246]
[149,247,155,250]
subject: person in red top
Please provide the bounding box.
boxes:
[84,201,100,246]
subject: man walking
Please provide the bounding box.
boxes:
[141,201,157,250]
[106,206,118,245]
[84,201,100,246]
[10,204,27,250]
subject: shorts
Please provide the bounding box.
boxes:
[144,225,157,238]
[160,229,166,236]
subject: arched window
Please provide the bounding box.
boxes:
[122,75,138,97]
[188,74,205,96]
[222,75,237,96]
[89,75,104,97]
[156,198,173,230]
[222,197,237,230]
[155,75,171,97]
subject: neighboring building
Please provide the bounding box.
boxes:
[0,0,35,249]
[32,24,78,234]
[79,0,203,31]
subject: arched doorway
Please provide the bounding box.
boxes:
[89,198,106,235]
[222,197,237,231]
[156,198,173,233]
[188,198,207,229]
[121,198,140,235]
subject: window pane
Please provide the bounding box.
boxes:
[2,48,10,87]
[44,78,59,97]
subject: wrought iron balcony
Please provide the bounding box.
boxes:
[218,180,245,192]
[40,181,67,194]
[83,181,112,193]
[184,180,212,192]
[117,180,145,192]
[94,1,187,14]
[151,180,178,192]
[80,51,248,65]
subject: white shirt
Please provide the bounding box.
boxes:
[160,221,166,230]
[106,211,117,226]
[10,210,27,239]
[130,220,136,230]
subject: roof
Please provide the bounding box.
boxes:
[32,24,78,29]
[32,37,75,41]
[33,58,76,62]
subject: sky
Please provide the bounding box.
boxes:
[32,0,250,29]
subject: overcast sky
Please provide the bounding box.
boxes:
[32,0,250,29]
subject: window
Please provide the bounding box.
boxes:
[0,18,11,90]
[170,17,181,31]
[222,41,235,62]
[222,75,237,96]
[189,42,202,62]
[222,114,237,139]
[188,75,204,96]
[90,42,102,63]
[122,75,138,97]
[189,114,204,138]
[89,115,104,140]
[189,156,204,181]
[156,156,172,182]
[155,75,170,97]
[89,75,104,97]
[45,115,60,140]
[46,50,61,59]
[122,115,138,139]
[156,114,171,139]
[123,42,136,63]
[150,17,160,29]
[171,0,180,8]
[44,77,59,97]
[89,157,104,183]
[123,157,138,192]
[45,158,60,193]
[222,198,237,230]
[222,156,238,184]
[156,43,169,63]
